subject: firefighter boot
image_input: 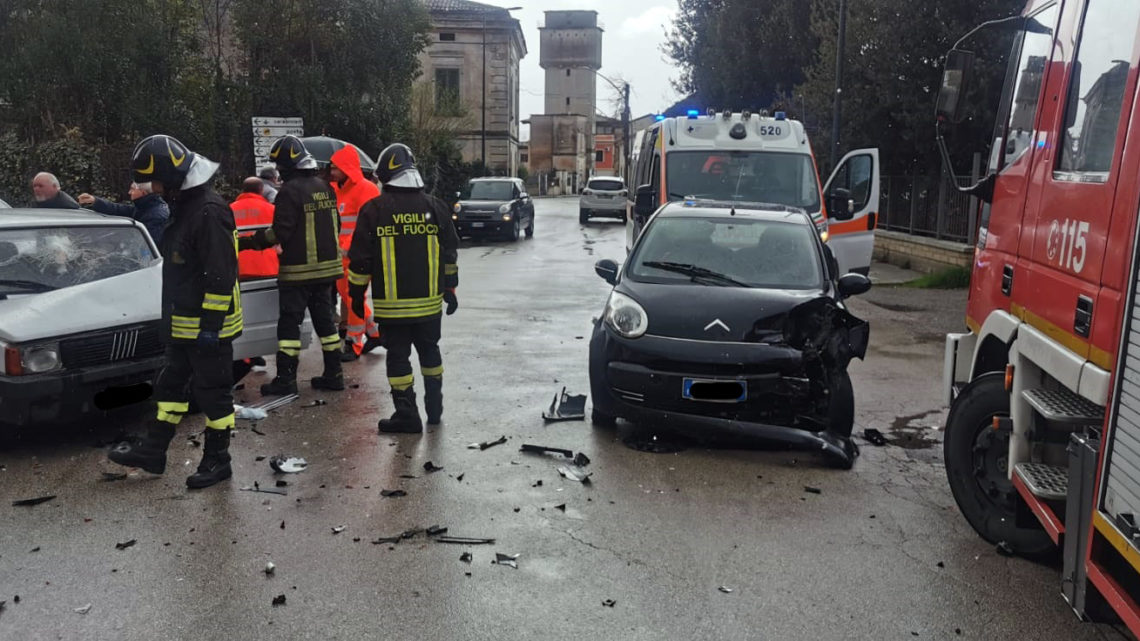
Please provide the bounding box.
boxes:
[186,428,232,489]
[312,350,346,391]
[378,389,424,434]
[260,353,299,396]
[108,421,176,474]
[424,376,443,425]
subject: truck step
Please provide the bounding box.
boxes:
[1022,387,1104,426]
[1013,462,1069,501]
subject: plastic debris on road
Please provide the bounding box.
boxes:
[235,405,268,421]
[804,486,822,495]
[269,456,308,473]
[468,435,507,451]
[12,495,56,507]
[557,466,592,484]
[272,595,286,606]
[719,586,734,594]
[115,539,136,551]
[380,489,407,498]
[426,525,448,536]
[302,399,327,409]
[863,428,888,446]
[602,599,616,607]
[493,553,520,569]
[332,526,346,535]
[74,604,92,615]
[423,461,444,473]
[435,536,496,545]
[265,562,276,575]
[460,552,473,564]
[542,387,587,422]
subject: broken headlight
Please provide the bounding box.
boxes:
[604,292,648,339]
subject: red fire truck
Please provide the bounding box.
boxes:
[939,0,1140,631]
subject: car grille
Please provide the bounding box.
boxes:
[463,210,496,221]
[60,324,164,369]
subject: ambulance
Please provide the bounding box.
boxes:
[626,110,880,275]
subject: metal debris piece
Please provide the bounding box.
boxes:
[460,552,473,563]
[542,387,587,422]
[240,486,288,496]
[280,520,285,530]
[399,474,418,479]
[271,595,286,606]
[401,528,423,539]
[423,461,444,473]
[804,486,822,495]
[996,541,1015,557]
[269,456,308,473]
[426,525,448,536]
[435,536,496,545]
[372,535,402,545]
[100,472,128,482]
[255,455,267,462]
[602,599,616,607]
[12,495,56,507]
[29,547,40,553]
[863,428,888,446]
[554,503,567,512]
[332,526,346,535]
[302,399,327,409]
[557,466,592,484]
[381,489,407,498]
[265,562,276,575]
[520,444,574,458]
[718,586,734,594]
[573,452,591,467]
[115,539,137,551]
[74,603,92,615]
[468,435,508,450]
[493,553,520,569]
[456,473,465,482]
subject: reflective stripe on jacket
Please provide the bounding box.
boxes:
[230,192,279,278]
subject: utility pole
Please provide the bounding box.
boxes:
[622,82,631,186]
[829,0,847,169]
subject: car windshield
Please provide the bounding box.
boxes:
[0,225,157,296]
[464,181,515,201]
[629,216,823,290]
[666,151,821,211]
[588,179,624,191]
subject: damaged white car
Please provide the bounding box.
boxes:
[0,209,306,428]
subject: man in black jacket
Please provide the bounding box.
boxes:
[78,183,170,245]
[348,143,459,433]
[241,135,344,395]
[107,135,241,489]
[31,172,80,209]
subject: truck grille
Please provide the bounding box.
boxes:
[60,324,164,369]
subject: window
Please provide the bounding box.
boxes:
[520,153,529,163]
[1057,0,1140,177]
[435,68,461,114]
[996,5,1058,172]
[595,150,605,162]
[439,33,456,42]
[588,179,624,191]
[566,97,571,107]
[665,151,822,211]
[566,68,571,77]
[830,154,873,209]
[0,225,157,294]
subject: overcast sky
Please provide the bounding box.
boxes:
[490,0,682,139]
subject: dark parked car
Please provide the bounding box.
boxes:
[588,201,872,468]
[453,178,535,241]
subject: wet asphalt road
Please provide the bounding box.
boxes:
[0,197,1129,640]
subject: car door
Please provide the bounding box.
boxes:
[822,148,881,275]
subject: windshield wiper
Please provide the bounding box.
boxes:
[642,261,748,287]
[0,279,57,293]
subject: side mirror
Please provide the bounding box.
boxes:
[634,184,656,217]
[837,273,872,298]
[936,49,975,124]
[828,187,854,221]
[595,258,619,286]
[520,192,529,200]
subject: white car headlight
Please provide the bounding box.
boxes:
[604,292,648,339]
[22,344,61,374]
[499,203,511,214]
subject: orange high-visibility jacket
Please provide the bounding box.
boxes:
[331,146,381,251]
[230,192,279,278]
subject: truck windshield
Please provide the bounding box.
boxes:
[0,225,156,296]
[464,181,515,201]
[629,216,823,290]
[666,151,821,212]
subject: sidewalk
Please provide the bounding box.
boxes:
[869,260,923,286]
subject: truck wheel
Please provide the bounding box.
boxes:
[579,209,589,224]
[944,373,1054,556]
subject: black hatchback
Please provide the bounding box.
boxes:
[588,201,872,468]
[452,177,535,241]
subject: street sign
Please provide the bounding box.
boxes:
[252,116,303,170]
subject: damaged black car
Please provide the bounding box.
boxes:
[588,201,871,468]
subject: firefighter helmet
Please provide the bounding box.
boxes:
[131,135,195,189]
[269,135,318,171]
[375,143,424,189]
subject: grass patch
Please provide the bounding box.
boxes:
[902,266,972,289]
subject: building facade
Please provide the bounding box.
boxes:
[420,0,527,176]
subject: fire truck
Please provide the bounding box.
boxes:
[939,0,1140,630]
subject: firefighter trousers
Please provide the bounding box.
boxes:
[154,342,235,430]
[278,282,341,357]
[381,319,442,391]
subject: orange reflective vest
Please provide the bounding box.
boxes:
[230,192,279,278]
[331,146,381,251]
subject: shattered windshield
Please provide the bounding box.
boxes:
[666,151,821,211]
[629,216,823,290]
[0,225,157,296]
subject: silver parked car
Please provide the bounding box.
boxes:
[579,176,628,224]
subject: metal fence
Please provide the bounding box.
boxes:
[880,154,982,244]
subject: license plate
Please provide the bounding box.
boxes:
[599,194,612,199]
[471,222,484,228]
[683,378,747,403]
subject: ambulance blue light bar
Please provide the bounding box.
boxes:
[686,109,700,119]
[774,111,787,121]
[654,114,666,121]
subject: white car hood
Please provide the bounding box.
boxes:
[0,264,162,343]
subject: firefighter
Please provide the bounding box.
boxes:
[329,146,382,361]
[348,143,458,432]
[240,136,345,395]
[108,135,241,489]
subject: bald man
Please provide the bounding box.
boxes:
[32,172,80,209]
